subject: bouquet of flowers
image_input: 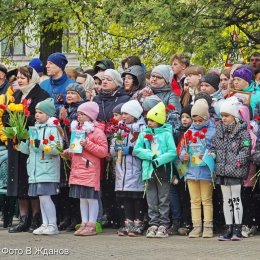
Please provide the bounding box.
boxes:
[1,99,31,146]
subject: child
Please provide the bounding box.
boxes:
[19,98,62,235]
[110,100,146,237]
[210,98,251,241]
[112,103,124,122]
[68,101,108,236]
[169,105,193,235]
[180,99,216,238]
[134,102,177,238]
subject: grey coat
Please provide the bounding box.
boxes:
[210,120,251,179]
[110,117,146,192]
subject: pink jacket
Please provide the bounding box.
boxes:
[68,123,108,191]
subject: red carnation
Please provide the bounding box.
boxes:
[199,133,205,139]
[144,134,153,141]
[49,135,55,141]
[63,119,70,125]
[53,119,60,125]
[166,104,175,112]
[194,131,200,137]
[186,130,192,136]
[201,128,207,133]
[255,116,260,121]
[192,137,197,143]
[43,139,48,145]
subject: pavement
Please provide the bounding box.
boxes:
[0,225,260,260]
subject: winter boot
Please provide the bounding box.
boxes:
[74,223,87,236]
[96,221,103,233]
[218,225,233,241]
[231,224,242,241]
[66,218,79,232]
[178,224,192,236]
[168,221,180,236]
[128,220,144,237]
[8,215,30,233]
[117,219,134,236]
[189,223,202,238]
[202,222,213,238]
[28,212,42,233]
[58,216,71,231]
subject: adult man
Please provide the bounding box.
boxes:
[249,52,260,71]
[170,54,190,96]
[0,64,9,95]
[40,52,75,108]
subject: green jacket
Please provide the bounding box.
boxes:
[19,121,62,184]
[134,123,177,181]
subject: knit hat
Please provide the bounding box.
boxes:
[220,97,241,118]
[143,95,162,112]
[181,104,192,117]
[29,58,44,73]
[77,101,99,121]
[233,67,253,83]
[66,83,86,100]
[194,92,213,107]
[36,98,56,117]
[147,102,166,125]
[191,99,209,120]
[151,65,171,84]
[104,69,123,87]
[121,100,143,119]
[112,103,124,114]
[47,52,68,70]
[201,73,220,90]
[93,72,105,81]
[0,64,8,75]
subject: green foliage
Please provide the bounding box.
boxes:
[0,0,259,69]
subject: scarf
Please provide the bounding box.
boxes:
[20,69,40,100]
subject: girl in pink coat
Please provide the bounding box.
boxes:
[67,102,108,236]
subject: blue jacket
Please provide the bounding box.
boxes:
[18,120,62,184]
[40,73,75,108]
[180,120,216,181]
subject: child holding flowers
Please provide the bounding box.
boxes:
[180,98,216,238]
[18,98,62,235]
[134,102,177,238]
[67,102,108,236]
[110,100,146,237]
[210,98,251,241]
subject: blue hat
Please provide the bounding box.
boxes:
[47,52,68,70]
[29,58,44,73]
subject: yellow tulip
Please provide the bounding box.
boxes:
[8,103,16,111]
[43,145,52,153]
[15,104,24,112]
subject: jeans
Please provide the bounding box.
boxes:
[169,184,181,224]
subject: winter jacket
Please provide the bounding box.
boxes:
[180,120,216,181]
[68,122,108,191]
[134,123,177,181]
[110,117,146,192]
[40,73,75,108]
[18,118,62,184]
[210,120,251,179]
[93,88,130,122]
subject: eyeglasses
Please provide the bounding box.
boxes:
[150,74,164,80]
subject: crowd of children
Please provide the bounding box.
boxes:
[0,51,260,242]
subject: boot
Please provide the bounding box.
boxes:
[168,221,180,236]
[231,224,242,241]
[202,221,213,238]
[74,223,87,236]
[58,216,71,231]
[178,224,192,236]
[66,218,79,232]
[28,212,42,233]
[117,219,134,236]
[8,215,29,233]
[128,220,144,237]
[218,225,233,241]
[189,222,202,238]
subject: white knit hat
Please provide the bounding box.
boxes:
[220,97,241,118]
[104,69,123,87]
[121,100,143,119]
[191,99,209,120]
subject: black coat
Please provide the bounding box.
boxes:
[5,84,50,197]
[93,88,130,122]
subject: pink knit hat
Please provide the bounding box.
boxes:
[77,101,99,121]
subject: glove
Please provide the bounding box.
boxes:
[114,142,123,152]
[34,139,40,148]
[122,146,133,156]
